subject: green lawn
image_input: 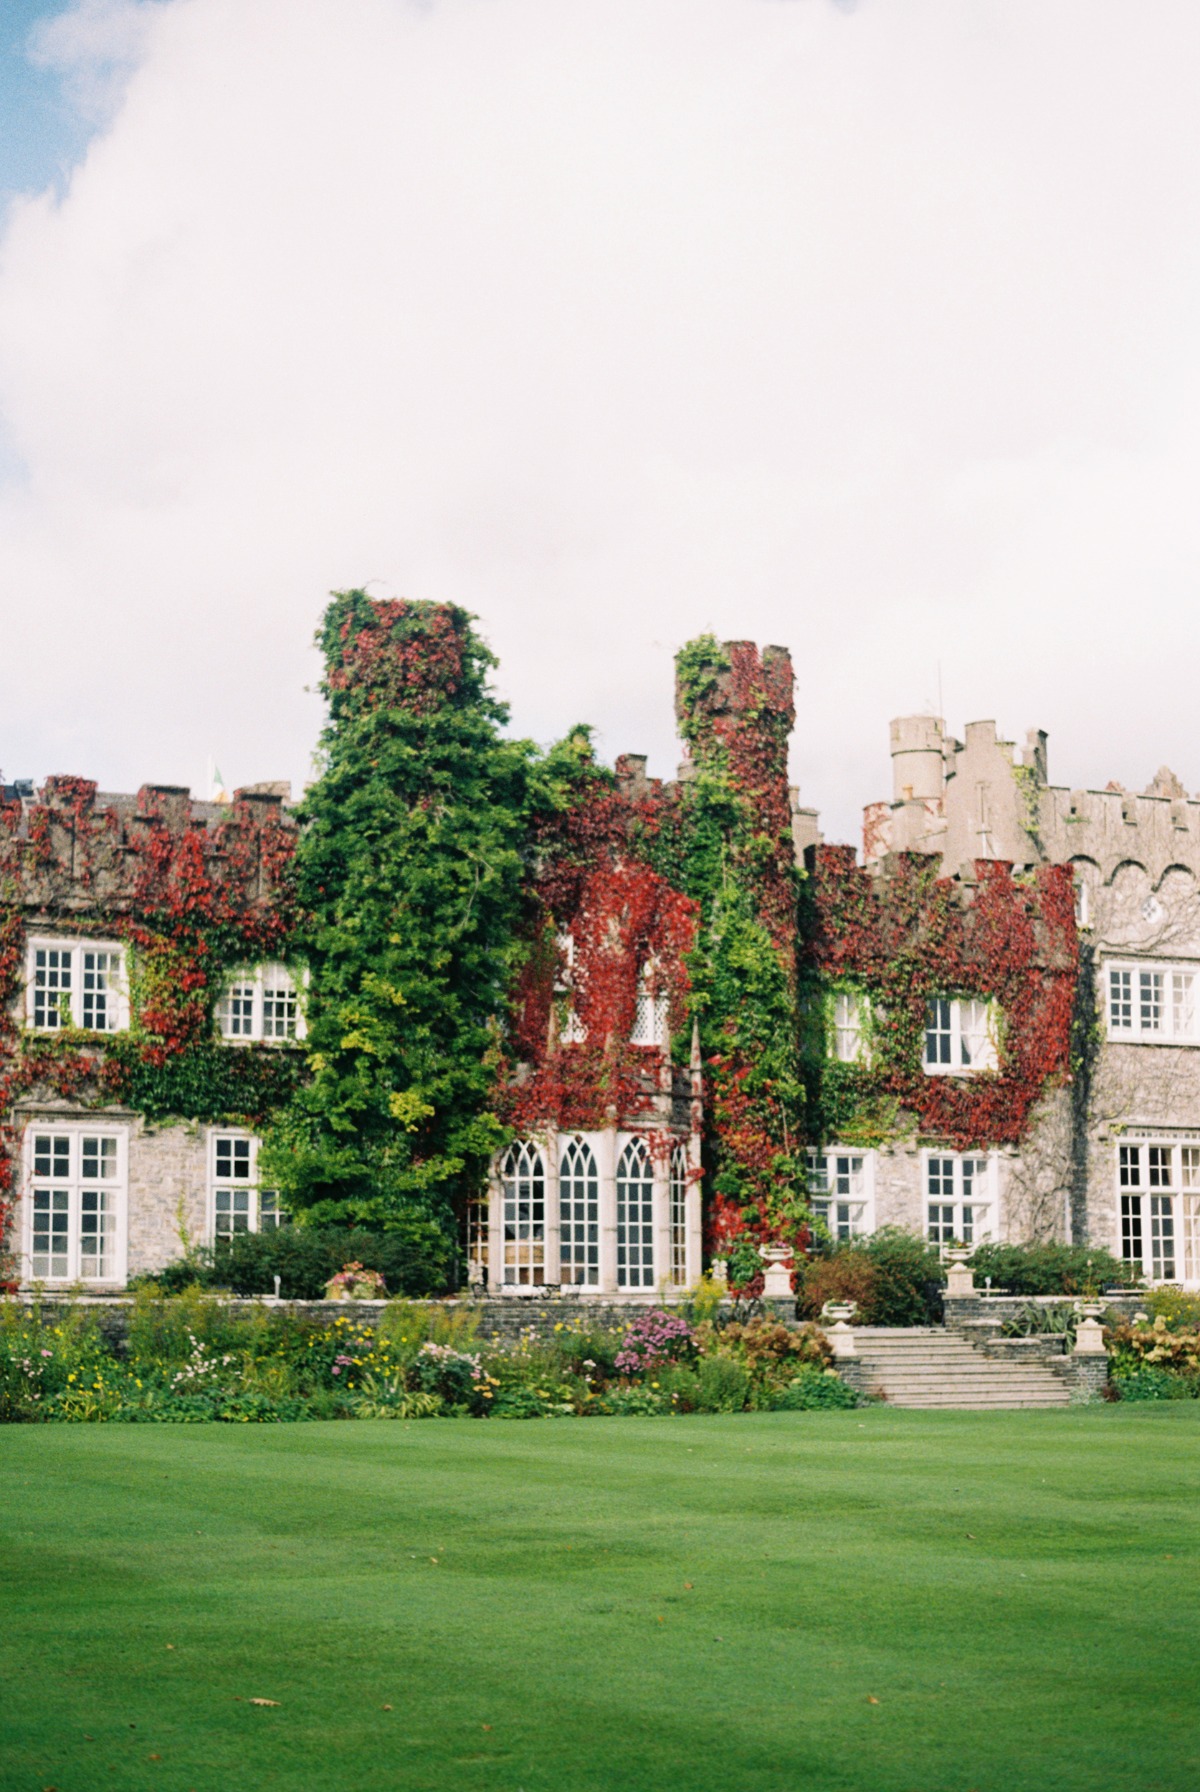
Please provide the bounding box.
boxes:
[1,1409,1198,1792]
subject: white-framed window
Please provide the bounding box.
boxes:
[924,998,998,1074]
[25,938,128,1034]
[216,964,305,1043]
[1106,961,1199,1043]
[828,991,870,1064]
[617,1136,655,1289]
[464,1195,489,1282]
[554,932,585,1044]
[629,964,670,1047]
[559,1134,600,1287]
[669,1145,690,1286]
[806,1147,875,1241]
[1117,1140,1200,1284]
[24,1123,126,1283]
[924,1152,995,1247]
[208,1131,284,1240]
[501,1139,546,1286]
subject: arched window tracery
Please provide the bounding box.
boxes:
[501,1139,545,1285]
[559,1135,599,1287]
[617,1136,655,1289]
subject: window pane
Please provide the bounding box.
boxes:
[262,979,297,1040]
[32,1188,70,1278]
[215,1137,252,1180]
[1147,1145,1174,1189]
[82,950,120,1032]
[1120,1194,1144,1266]
[1109,968,1132,1030]
[926,1157,955,1201]
[925,998,952,1066]
[501,1141,545,1285]
[79,1189,114,1278]
[1173,972,1196,1039]
[32,1133,71,1179]
[1139,971,1163,1032]
[219,985,256,1038]
[927,1204,956,1245]
[669,1146,689,1286]
[560,1137,600,1287]
[1118,1145,1141,1188]
[616,1139,655,1289]
[33,946,72,1029]
[806,1150,830,1195]
[1149,1195,1176,1280]
[81,1136,117,1180]
[258,1190,286,1232]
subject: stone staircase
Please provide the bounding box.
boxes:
[849,1327,1071,1409]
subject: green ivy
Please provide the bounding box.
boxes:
[258,592,568,1235]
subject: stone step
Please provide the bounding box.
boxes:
[841,1323,1075,1409]
[884,1390,1074,1404]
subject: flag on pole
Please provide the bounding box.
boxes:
[207,758,231,804]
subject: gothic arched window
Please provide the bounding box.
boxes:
[669,1145,689,1287]
[616,1137,655,1289]
[501,1140,545,1285]
[559,1135,599,1287]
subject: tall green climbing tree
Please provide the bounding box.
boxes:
[259,592,537,1235]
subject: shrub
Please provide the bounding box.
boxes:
[614,1310,697,1376]
[712,1317,831,1402]
[862,1230,945,1326]
[772,1365,860,1410]
[800,1230,943,1327]
[1143,1288,1200,1331]
[797,1251,878,1322]
[1110,1365,1197,1402]
[146,1219,457,1300]
[693,1354,752,1413]
[969,1242,1133,1296]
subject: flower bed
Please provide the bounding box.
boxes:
[0,1295,853,1422]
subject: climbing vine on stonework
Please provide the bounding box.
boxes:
[0,781,302,1268]
[800,847,1078,1152]
[499,739,698,1140]
[669,637,806,1262]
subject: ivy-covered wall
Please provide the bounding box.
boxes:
[800,846,1079,1152]
[0,599,1079,1283]
[0,777,302,1263]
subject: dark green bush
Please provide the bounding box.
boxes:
[1110,1365,1197,1402]
[142,1217,456,1300]
[969,1242,1134,1297]
[772,1365,860,1410]
[858,1229,945,1326]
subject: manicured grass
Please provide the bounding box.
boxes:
[1,1409,1198,1792]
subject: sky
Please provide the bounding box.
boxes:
[2,0,1200,846]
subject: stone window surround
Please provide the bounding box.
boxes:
[207,1127,281,1241]
[1116,1132,1200,1287]
[19,1117,129,1287]
[1104,956,1200,1045]
[24,935,129,1035]
[923,997,999,1075]
[922,1148,1000,1248]
[806,1145,876,1240]
[215,963,306,1044]
[484,1129,701,1298]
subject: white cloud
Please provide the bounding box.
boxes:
[2,0,1200,841]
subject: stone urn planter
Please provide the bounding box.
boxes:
[759,1243,795,1300]
[1076,1299,1105,1321]
[820,1300,858,1324]
[942,1246,975,1297]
